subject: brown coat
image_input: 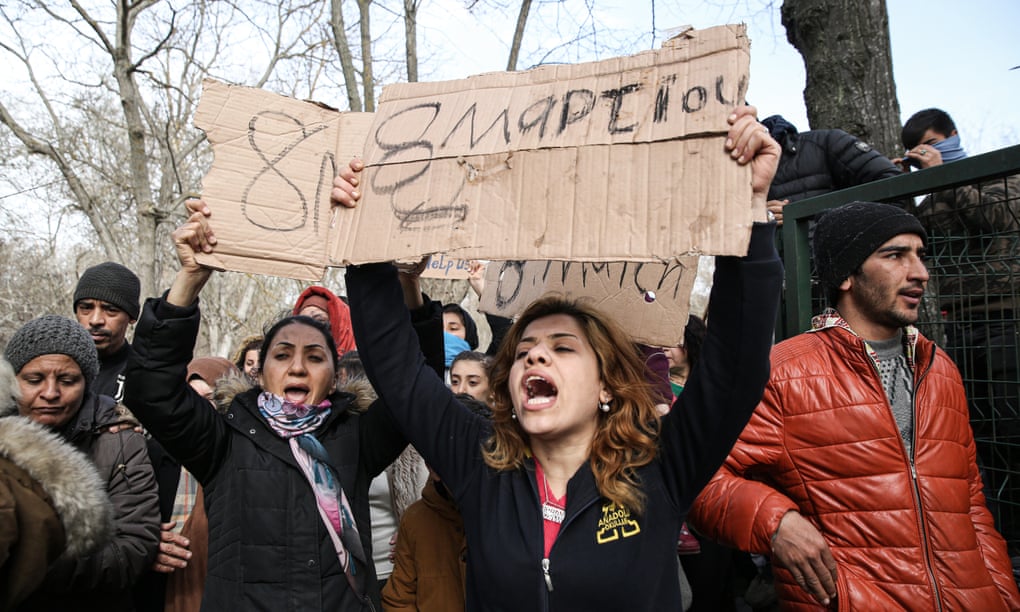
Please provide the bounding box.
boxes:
[382,479,465,612]
[0,359,111,610]
[164,487,207,612]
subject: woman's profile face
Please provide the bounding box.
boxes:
[508,314,607,445]
[259,322,336,406]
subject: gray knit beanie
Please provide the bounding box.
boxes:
[73,262,141,320]
[813,201,928,295]
[3,315,100,387]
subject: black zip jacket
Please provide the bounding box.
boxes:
[347,223,783,612]
[123,294,443,612]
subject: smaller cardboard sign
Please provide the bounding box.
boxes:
[420,254,472,279]
[478,257,699,346]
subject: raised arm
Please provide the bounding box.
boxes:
[657,105,783,509]
[336,164,489,489]
[123,200,229,484]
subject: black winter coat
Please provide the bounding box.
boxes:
[766,126,902,203]
[347,223,783,612]
[124,296,437,612]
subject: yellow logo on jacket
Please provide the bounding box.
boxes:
[596,502,640,543]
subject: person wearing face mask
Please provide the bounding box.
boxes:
[896,107,1020,557]
[123,201,443,612]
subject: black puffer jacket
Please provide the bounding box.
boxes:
[124,295,440,612]
[763,115,902,204]
[18,391,160,611]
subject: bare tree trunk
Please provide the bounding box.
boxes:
[106,0,161,297]
[781,0,902,158]
[506,0,532,71]
[404,0,419,82]
[357,0,375,111]
[330,0,364,111]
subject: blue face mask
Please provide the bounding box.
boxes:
[443,332,471,368]
[932,133,967,162]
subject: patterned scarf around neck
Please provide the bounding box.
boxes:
[257,391,366,596]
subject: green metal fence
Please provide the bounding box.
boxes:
[779,143,1020,556]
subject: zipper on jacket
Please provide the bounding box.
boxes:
[871,341,943,611]
[907,348,943,612]
[540,492,600,596]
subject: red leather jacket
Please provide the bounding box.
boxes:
[690,324,1020,611]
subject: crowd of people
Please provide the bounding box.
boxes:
[0,103,1017,612]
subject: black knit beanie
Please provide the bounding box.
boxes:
[73,262,141,320]
[813,201,928,295]
[4,315,100,387]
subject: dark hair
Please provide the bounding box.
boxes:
[337,350,365,381]
[453,392,493,418]
[451,350,491,370]
[259,315,340,375]
[682,315,707,369]
[901,108,956,149]
[442,303,479,349]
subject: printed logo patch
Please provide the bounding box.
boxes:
[596,502,640,543]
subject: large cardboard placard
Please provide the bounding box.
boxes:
[479,257,699,346]
[192,25,752,280]
[332,23,752,265]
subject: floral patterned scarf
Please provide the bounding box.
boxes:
[257,392,365,595]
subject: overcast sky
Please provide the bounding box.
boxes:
[418,0,1020,155]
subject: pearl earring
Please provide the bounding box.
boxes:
[511,410,518,420]
[599,401,611,413]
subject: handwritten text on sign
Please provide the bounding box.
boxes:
[333,25,753,265]
[480,257,699,346]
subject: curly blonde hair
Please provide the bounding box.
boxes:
[482,296,661,514]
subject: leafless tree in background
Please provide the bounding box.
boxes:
[0,0,912,353]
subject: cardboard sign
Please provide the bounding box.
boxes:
[332,24,752,266]
[420,254,472,279]
[193,80,374,280]
[478,257,699,346]
[192,25,753,280]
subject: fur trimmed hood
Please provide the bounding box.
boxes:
[0,359,113,559]
[212,371,427,518]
